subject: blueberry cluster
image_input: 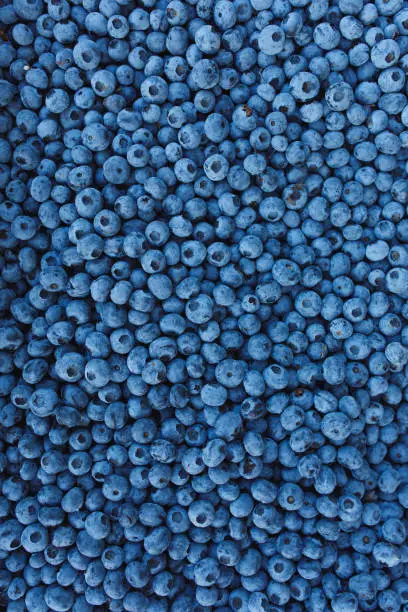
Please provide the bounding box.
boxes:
[1,0,408,609]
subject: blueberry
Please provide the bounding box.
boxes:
[258,25,286,55]
[0,0,408,608]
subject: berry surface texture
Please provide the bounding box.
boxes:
[1,0,408,610]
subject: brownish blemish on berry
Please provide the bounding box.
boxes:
[242,104,252,117]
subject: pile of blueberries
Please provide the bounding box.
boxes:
[1,0,408,608]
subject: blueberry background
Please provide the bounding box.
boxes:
[1,0,408,610]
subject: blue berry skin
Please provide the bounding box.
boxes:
[0,0,408,609]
